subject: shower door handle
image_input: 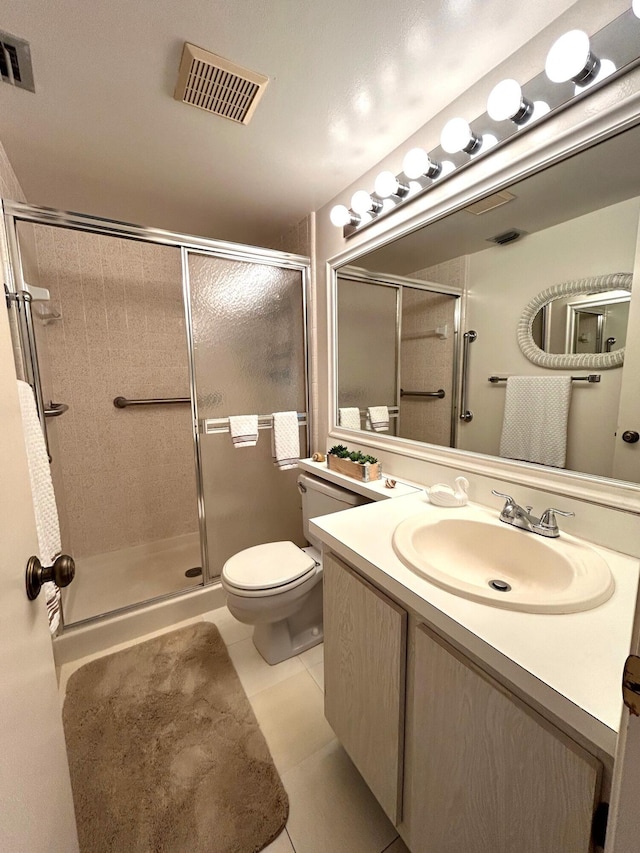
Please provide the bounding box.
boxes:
[25,554,76,600]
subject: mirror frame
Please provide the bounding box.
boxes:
[517,273,633,369]
[326,65,640,512]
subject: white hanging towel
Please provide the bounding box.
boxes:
[338,407,361,430]
[16,380,62,634]
[367,405,390,432]
[228,414,259,448]
[499,376,572,468]
[271,411,300,471]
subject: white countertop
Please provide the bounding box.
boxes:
[299,458,423,501]
[310,492,640,757]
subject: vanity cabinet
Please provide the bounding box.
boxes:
[323,551,407,823]
[323,550,603,853]
[403,623,601,853]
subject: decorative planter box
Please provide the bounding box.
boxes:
[327,454,381,482]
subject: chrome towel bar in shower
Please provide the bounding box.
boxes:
[203,412,308,435]
[488,374,601,383]
[400,389,445,398]
[113,396,190,408]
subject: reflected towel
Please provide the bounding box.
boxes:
[367,405,389,432]
[271,411,300,471]
[229,414,259,448]
[499,376,572,468]
[17,380,62,634]
[338,407,361,430]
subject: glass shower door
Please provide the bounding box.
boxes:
[186,250,309,579]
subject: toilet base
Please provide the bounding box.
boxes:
[252,580,323,665]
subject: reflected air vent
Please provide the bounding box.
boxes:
[174,43,269,124]
[464,190,516,215]
[0,30,35,93]
[487,229,524,246]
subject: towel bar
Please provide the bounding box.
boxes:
[203,412,308,435]
[488,374,601,383]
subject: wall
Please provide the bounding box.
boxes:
[460,197,640,477]
[29,224,199,557]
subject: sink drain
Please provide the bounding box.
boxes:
[488,579,512,592]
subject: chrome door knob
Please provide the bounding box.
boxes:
[25,554,75,600]
[622,430,640,444]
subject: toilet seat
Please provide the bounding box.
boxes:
[222,541,317,597]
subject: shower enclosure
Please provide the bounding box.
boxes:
[4,202,310,628]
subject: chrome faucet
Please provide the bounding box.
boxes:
[491,490,574,538]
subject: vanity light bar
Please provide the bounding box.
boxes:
[330,6,640,237]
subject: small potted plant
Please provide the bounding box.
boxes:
[327,445,381,482]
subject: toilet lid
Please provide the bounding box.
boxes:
[223,541,317,591]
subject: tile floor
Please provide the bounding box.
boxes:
[58,605,410,853]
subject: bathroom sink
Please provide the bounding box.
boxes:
[392,511,614,613]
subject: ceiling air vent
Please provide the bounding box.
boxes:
[174,43,269,124]
[487,229,524,246]
[464,190,516,215]
[0,30,35,93]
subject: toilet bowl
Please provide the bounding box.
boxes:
[221,472,369,665]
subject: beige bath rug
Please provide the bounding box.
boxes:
[63,622,288,853]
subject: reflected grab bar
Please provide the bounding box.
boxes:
[113,396,190,408]
[459,330,477,423]
[400,389,445,398]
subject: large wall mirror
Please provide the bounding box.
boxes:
[334,122,640,485]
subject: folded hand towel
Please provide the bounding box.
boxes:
[499,376,572,468]
[367,405,389,432]
[228,414,259,448]
[271,411,300,471]
[17,380,62,634]
[339,407,361,430]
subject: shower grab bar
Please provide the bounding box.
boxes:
[7,290,51,458]
[488,374,601,383]
[113,396,190,408]
[459,330,477,423]
[44,401,69,417]
[203,412,308,435]
[400,388,445,398]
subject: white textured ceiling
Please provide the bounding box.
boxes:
[0,0,578,247]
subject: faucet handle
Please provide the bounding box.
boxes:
[491,489,515,504]
[539,507,575,531]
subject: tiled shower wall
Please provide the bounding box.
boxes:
[30,225,199,557]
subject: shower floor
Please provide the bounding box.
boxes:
[62,532,202,625]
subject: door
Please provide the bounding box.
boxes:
[186,249,309,578]
[612,214,640,482]
[0,291,79,849]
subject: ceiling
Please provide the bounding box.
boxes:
[351,125,640,275]
[0,0,579,248]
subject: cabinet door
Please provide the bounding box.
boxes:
[404,623,601,853]
[323,551,407,824]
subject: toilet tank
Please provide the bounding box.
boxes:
[298,472,371,549]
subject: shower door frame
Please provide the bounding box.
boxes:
[2,199,311,619]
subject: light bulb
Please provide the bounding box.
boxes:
[530,100,551,122]
[330,205,358,228]
[374,171,409,199]
[545,30,600,84]
[487,79,533,124]
[350,190,382,215]
[402,148,442,180]
[440,118,481,155]
[634,0,640,17]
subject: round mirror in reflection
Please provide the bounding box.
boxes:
[532,289,630,354]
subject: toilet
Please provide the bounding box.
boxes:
[221,472,370,664]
